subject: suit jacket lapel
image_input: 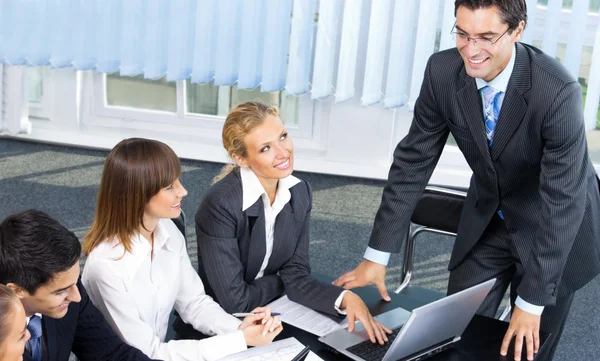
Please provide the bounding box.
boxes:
[266,203,297,274]
[490,43,531,161]
[42,316,58,361]
[457,74,494,168]
[245,199,266,281]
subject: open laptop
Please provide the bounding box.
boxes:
[319,279,495,361]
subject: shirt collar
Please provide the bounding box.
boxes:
[240,167,301,211]
[152,219,174,252]
[475,43,516,92]
[100,219,176,281]
[26,313,43,324]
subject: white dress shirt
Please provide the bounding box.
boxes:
[24,313,43,354]
[365,45,543,316]
[240,167,349,313]
[82,219,246,361]
[240,166,301,279]
[25,313,43,325]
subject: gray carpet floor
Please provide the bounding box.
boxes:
[0,138,598,360]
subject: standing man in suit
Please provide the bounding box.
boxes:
[0,209,161,361]
[335,1,600,360]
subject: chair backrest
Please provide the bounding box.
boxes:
[396,186,467,294]
[171,210,187,243]
[411,186,467,234]
[400,185,514,321]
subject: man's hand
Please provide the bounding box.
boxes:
[333,259,391,301]
[500,305,541,361]
[341,292,392,344]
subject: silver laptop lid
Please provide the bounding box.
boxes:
[382,278,495,361]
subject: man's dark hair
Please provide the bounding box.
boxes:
[455,0,527,31]
[0,209,81,294]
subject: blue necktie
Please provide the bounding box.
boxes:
[482,85,501,149]
[27,315,43,361]
[482,86,505,219]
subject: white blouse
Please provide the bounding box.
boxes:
[240,166,300,279]
[82,218,246,361]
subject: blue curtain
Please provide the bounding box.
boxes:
[0,0,448,106]
[0,0,298,91]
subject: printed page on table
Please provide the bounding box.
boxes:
[216,337,323,361]
[266,295,346,337]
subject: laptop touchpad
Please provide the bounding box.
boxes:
[373,307,411,329]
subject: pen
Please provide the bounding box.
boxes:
[232,312,281,317]
[290,346,310,361]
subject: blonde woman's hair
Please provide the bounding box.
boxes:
[0,284,20,346]
[214,101,280,183]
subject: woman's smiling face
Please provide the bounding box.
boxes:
[234,114,294,187]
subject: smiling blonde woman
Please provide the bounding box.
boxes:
[174,101,391,345]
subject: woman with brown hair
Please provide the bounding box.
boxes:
[0,284,30,361]
[190,101,391,345]
[81,138,281,361]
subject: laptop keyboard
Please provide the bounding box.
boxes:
[346,326,402,361]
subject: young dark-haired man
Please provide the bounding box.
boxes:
[335,1,600,360]
[0,209,161,361]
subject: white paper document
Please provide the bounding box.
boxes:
[216,337,323,361]
[266,296,346,337]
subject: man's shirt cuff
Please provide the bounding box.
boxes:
[364,247,391,266]
[515,296,544,316]
[334,290,350,315]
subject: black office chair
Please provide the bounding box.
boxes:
[166,210,186,341]
[394,185,511,321]
[171,209,187,242]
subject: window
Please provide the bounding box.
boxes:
[28,67,44,104]
[538,0,600,13]
[27,66,52,119]
[186,82,300,125]
[102,74,300,125]
[106,74,177,112]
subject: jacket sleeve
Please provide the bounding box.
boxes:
[518,81,588,306]
[195,192,285,313]
[368,56,449,253]
[279,181,346,316]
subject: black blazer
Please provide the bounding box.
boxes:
[369,43,600,307]
[195,168,344,316]
[23,280,159,361]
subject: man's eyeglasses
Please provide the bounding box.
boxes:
[450,23,510,47]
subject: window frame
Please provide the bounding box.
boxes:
[28,66,54,120]
[88,72,315,139]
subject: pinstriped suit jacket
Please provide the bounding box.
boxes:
[369,43,600,307]
[22,280,157,361]
[194,168,344,316]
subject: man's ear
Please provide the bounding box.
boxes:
[231,153,248,168]
[6,283,29,299]
[513,20,525,42]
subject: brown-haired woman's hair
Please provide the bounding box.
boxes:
[0,284,20,345]
[214,100,280,183]
[83,138,181,255]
